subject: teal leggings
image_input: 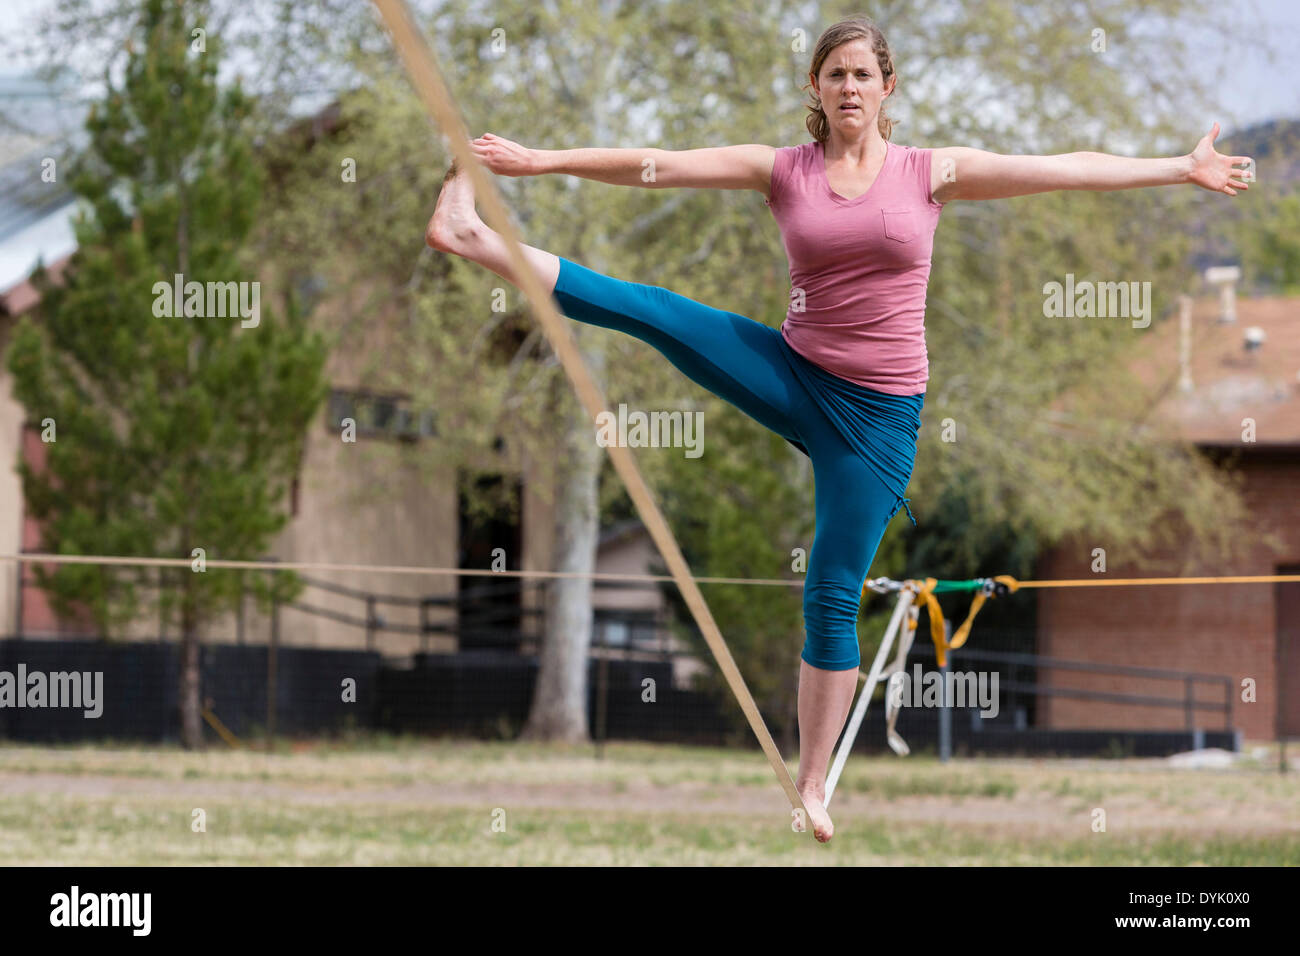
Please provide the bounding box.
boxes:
[551,257,922,671]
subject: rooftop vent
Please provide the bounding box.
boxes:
[1203,265,1241,324]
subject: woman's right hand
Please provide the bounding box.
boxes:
[469,133,541,176]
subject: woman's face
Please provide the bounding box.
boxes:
[811,38,893,138]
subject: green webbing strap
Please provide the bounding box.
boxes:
[931,579,986,594]
[903,576,1020,666]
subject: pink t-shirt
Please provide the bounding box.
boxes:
[765,140,943,395]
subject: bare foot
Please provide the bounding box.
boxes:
[425,160,485,254]
[794,783,834,843]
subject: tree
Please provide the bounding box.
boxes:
[1235,192,1300,294]
[6,0,328,748]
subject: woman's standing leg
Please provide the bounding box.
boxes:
[794,412,907,841]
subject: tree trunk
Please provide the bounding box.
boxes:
[178,579,203,749]
[521,21,618,744]
[522,331,604,742]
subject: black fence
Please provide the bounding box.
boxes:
[0,634,1242,757]
[1,568,1244,755]
[376,651,733,744]
[0,638,382,743]
[0,637,737,746]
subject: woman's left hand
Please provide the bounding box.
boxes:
[1188,123,1253,196]
[469,133,541,177]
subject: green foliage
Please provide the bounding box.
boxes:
[6,0,328,635]
[1234,192,1300,293]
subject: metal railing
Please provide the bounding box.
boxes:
[249,565,678,658]
[906,643,1234,733]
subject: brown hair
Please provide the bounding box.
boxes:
[803,16,896,143]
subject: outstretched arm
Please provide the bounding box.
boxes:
[468,133,776,192]
[931,123,1252,203]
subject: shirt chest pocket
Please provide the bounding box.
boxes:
[881,209,918,243]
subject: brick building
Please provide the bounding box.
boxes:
[1037,276,1300,741]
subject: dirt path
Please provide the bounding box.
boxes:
[5,770,1295,836]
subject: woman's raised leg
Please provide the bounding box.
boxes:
[427,162,810,443]
[426,162,561,291]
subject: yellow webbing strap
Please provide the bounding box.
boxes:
[948,575,1021,654]
[906,575,1021,666]
[909,578,948,665]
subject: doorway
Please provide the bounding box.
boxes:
[457,472,523,652]
[1276,565,1300,738]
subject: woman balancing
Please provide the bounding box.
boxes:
[425,16,1251,842]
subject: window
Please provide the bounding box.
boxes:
[292,273,328,317]
[327,388,436,441]
[593,610,660,649]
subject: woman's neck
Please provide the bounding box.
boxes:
[823,129,887,165]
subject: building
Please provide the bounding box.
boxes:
[0,77,675,664]
[1037,271,1300,741]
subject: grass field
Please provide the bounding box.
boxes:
[1,736,1297,865]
